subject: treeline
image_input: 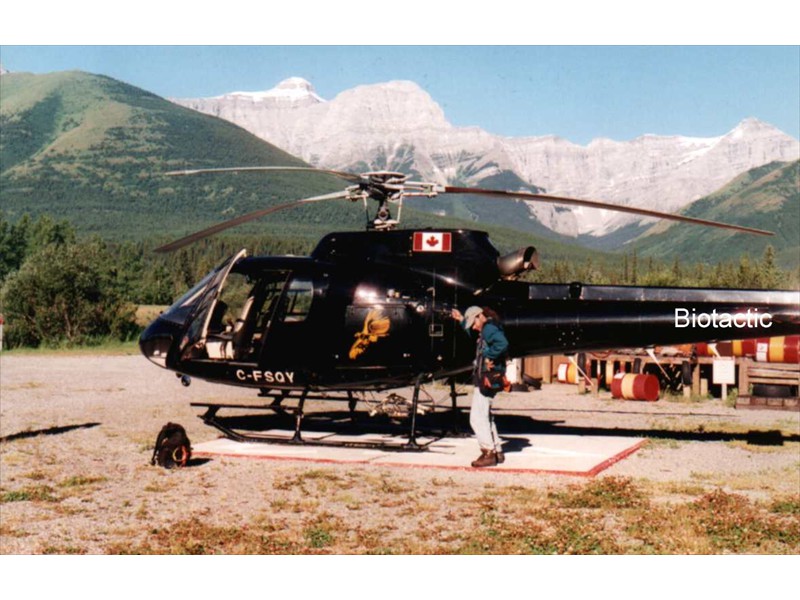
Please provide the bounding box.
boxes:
[528,246,794,290]
[0,213,317,348]
[1,213,797,349]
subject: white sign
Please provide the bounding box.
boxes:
[712,357,736,385]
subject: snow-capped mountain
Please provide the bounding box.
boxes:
[172,78,800,238]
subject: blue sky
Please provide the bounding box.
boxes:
[2,45,798,145]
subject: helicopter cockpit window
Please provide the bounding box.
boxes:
[173,250,248,359]
[211,272,252,334]
[203,271,254,360]
[283,278,314,322]
[160,271,216,326]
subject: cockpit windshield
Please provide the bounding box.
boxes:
[160,271,217,326]
[159,252,242,327]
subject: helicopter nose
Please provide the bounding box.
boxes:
[139,317,180,368]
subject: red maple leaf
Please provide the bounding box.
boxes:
[425,236,439,247]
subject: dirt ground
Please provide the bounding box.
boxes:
[1,352,798,555]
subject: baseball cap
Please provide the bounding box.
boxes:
[464,306,483,328]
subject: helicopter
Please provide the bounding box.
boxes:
[139,167,800,449]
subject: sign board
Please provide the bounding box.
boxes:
[712,357,736,385]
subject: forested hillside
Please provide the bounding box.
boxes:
[632,161,799,270]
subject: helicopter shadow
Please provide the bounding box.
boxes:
[212,407,798,448]
[492,413,799,447]
[0,422,101,443]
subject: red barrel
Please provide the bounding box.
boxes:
[611,373,660,401]
[604,361,615,388]
[557,363,578,384]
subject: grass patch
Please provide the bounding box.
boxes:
[1,485,59,503]
[86,477,800,555]
[644,437,683,449]
[3,339,140,356]
[108,517,303,554]
[770,495,800,515]
[304,526,334,549]
[273,469,347,493]
[549,476,648,509]
[663,391,711,405]
[691,489,800,552]
[59,475,107,488]
[42,545,87,555]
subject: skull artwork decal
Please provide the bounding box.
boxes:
[349,309,391,359]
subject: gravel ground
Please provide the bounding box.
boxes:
[1,352,798,554]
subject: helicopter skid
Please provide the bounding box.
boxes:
[191,400,443,452]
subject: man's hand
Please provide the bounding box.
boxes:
[451,308,463,321]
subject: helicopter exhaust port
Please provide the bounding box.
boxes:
[497,246,539,279]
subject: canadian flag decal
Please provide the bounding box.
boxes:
[413,232,452,252]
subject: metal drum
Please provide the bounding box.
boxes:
[611,372,660,401]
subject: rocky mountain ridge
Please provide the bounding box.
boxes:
[172,78,800,238]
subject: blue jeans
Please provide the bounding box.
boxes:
[470,387,501,452]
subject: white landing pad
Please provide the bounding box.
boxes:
[192,432,645,476]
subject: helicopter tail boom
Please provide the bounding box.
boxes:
[501,284,800,357]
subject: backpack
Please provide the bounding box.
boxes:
[151,422,191,468]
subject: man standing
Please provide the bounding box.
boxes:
[452,305,508,467]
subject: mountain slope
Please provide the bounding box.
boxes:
[630,160,800,269]
[0,71,353,239]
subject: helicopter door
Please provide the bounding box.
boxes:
[179,249,248,360]
[258,275,317,370]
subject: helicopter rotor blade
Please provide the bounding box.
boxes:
[164,166,362,183]
[154,190,351,253]
[442,186,775,237]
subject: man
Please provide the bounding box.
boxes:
[452,305,508,467]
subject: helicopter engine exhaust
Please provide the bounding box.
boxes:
[497,246,539,279]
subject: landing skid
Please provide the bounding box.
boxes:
[191,378,465,452]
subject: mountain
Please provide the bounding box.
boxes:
[631,160,800,269]
[0,70,608,265]
[172,78,800,239]
[0,70,355,240]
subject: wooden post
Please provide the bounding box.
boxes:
[692,363,700,395]
[739,357,750,396]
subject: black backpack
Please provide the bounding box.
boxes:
[151,422,191,468]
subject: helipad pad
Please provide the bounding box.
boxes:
[192,432,644,476]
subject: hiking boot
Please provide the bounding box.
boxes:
[495,451,505,464]
[471,449,497,468]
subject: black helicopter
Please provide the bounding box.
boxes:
[139,168,800,448]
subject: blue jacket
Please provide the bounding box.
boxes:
[478,320,509,372]
[463,317,509,376]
